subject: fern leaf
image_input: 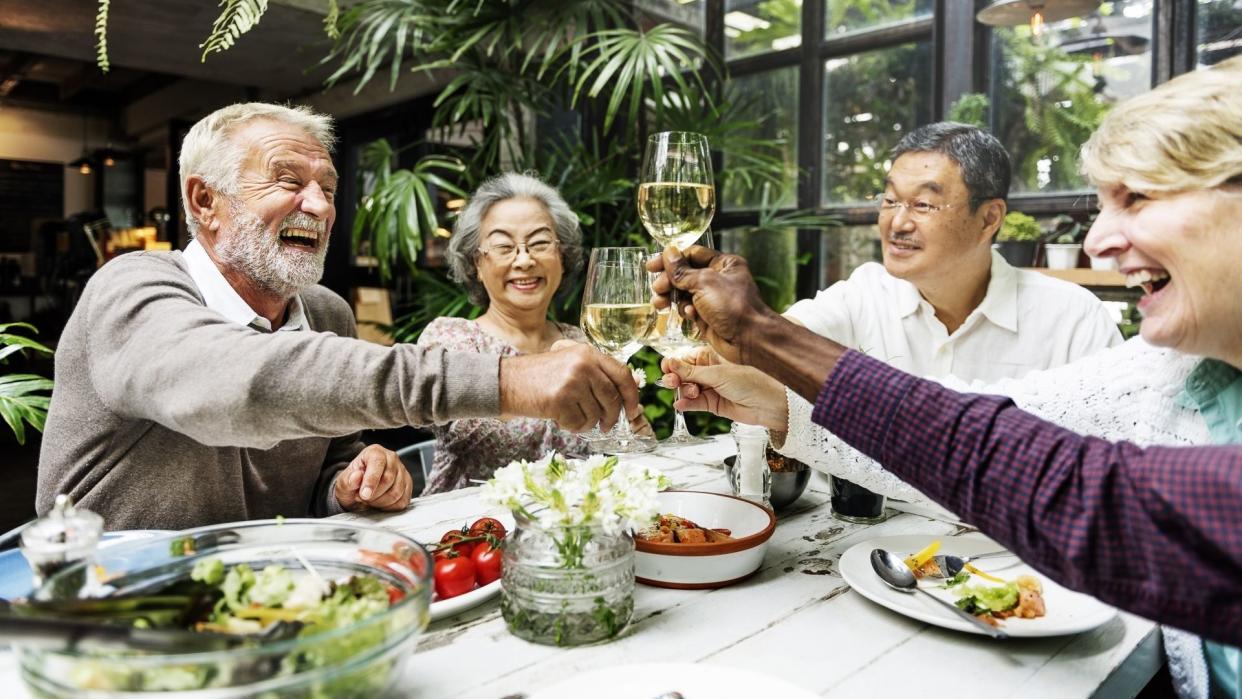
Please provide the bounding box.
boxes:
[324,0,341,40]
[94,0,110,73]
[200,0,270,63]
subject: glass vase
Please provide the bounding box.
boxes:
[500,516,634,646]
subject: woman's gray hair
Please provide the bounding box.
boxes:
[447,172,584,307]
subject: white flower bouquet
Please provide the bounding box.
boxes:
[482,452,668,569]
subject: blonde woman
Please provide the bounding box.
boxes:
[664,56,1242,698]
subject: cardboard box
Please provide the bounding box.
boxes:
[353,287,394,346]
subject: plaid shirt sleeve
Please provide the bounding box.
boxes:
[813,350,1242,647]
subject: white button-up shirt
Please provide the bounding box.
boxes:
[182,239,308,333]
[784,250,1122,383]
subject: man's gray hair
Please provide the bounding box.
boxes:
[447,172,584,307]
[891,122,1011,209]
[179,102,336,237]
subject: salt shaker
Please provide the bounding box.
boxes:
[730,422,771,509]
[20,494,104,594]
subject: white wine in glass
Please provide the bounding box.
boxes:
[581,247,658,454]
[581,302,658,359]
[637,181,715,250]
[639,132,715,251]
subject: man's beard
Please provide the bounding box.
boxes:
[215,199,329,298]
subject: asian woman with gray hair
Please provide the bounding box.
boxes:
[418,173,601,494]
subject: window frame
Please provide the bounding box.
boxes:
[707,0,1202,298]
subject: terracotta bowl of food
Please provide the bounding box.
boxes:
[723,452,811,512]
[634,490,776,589]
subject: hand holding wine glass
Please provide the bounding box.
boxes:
[580,247,658,454]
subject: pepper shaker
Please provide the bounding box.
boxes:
[20,494,104,595]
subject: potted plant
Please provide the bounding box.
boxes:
[995,212,1041,267]
[1043,213,1090,270]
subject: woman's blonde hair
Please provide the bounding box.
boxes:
[1081,55,1242,192]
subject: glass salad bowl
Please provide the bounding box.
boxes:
[14,519,432,698]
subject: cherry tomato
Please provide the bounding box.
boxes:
[472,542,503,586]
[433,555,477,599]
[360,548,421,586]
[386,584,405,605]
[439,530,475,558]
[468,517,507,541]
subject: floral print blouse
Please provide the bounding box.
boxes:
[416,317,590,494]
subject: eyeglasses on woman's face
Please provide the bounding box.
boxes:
[477,236,560,264]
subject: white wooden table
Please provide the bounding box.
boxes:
[0,437,1162,697]
[336,437,1162,698]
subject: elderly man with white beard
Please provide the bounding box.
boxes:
[36,103,642,530]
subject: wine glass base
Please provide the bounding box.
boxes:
[660,433,712,446]
[599,435,658,455]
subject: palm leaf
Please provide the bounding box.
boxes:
[200,0,270,63]
[94,0,111,72]
[353,144,466,283]
[0,374,53,445]
[565,24,709,132]
[389,270,478,343]
[322,0,439,92]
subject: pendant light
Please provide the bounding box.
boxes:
[67,111,94,175]
[976,0,1101,37]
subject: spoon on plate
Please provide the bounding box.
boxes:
[928,550,1017,578]
[870,548,1008,639]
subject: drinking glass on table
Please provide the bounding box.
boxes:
[645,231,714,446]
[580,247,658,454]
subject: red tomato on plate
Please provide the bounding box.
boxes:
[468,517,507,540]
[439,530,475,558]
[472,542,503,586]
[434,555,477,599]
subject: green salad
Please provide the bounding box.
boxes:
[187,557,391,636]
[21,556,417,697]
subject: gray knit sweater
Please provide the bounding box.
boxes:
[36,251,500,530]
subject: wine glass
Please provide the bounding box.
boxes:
[638,132,715,251]
[646,231,714,446]
[639,131,715,371]
[581,247,659,454]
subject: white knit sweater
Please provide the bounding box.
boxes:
[778,336,1211,698]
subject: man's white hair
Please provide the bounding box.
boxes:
[179,102,336,237]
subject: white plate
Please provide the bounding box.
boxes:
[528,662,819,699]
[429,577,501,621]
[840,534,1116,638]
[0,530,170,600]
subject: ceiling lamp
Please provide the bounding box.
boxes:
[977,0,1101,37]
[69,155,93,175]
[67,111,94,175]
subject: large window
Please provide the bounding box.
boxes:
[706,1,1224,295]
[989,0,1153,194]
[726,0,802,59]
[1197,0,1242,65]
[638,0,707,36]
[721,67,800,210]
[821,40,932,204]
[825,0,931,36]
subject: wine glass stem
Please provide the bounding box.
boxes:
[672,387,691,438]
[610,352,635,441]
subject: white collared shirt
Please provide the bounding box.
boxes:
[182,239,308,333]
[784,249,1122,383]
